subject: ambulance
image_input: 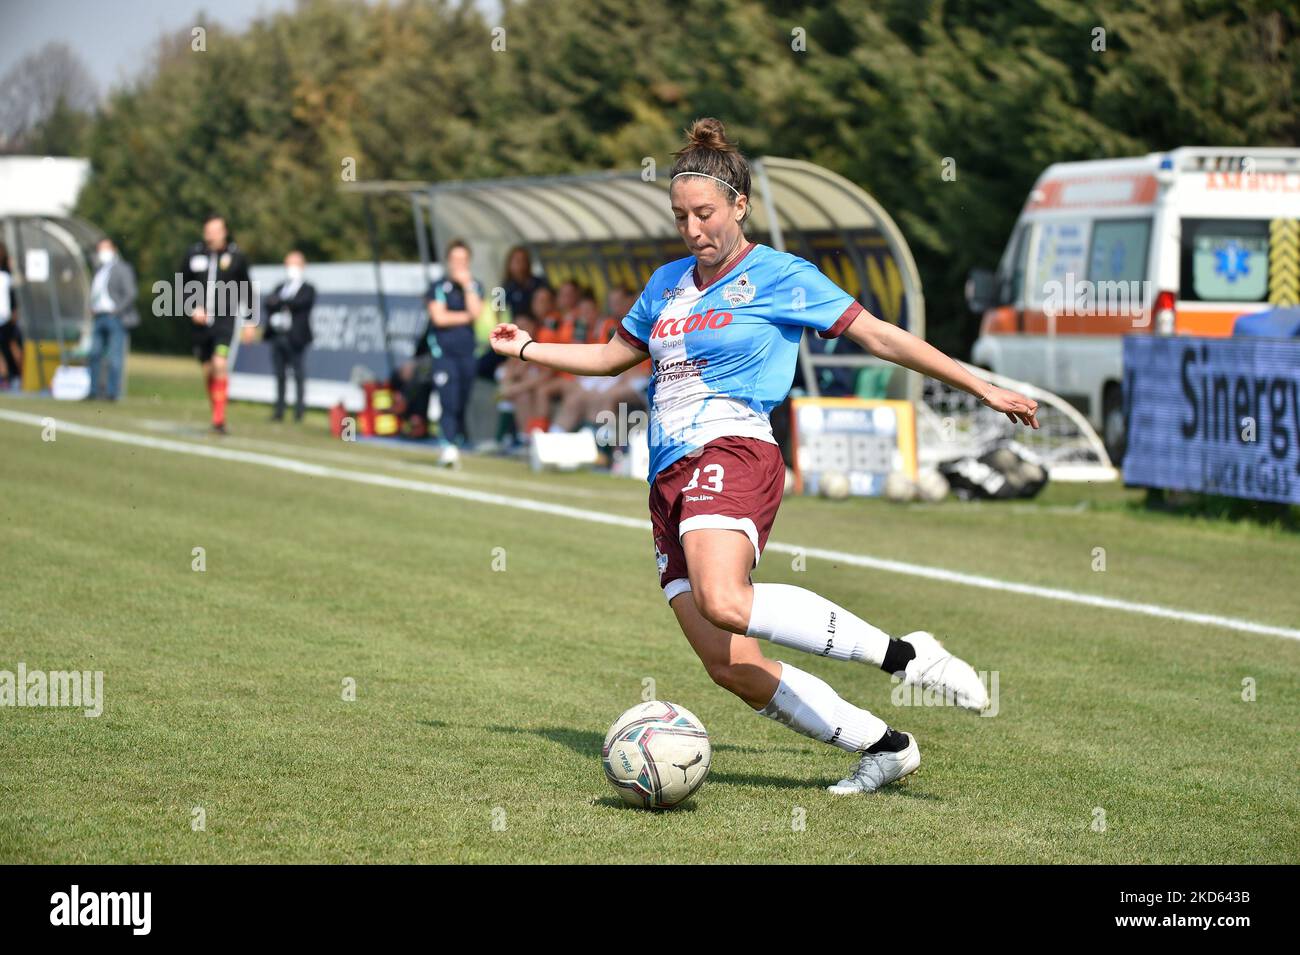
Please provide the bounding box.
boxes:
[966,147,1300,460]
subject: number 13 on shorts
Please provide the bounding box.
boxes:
[682,464,725,493]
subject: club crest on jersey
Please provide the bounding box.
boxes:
[721,272,756,306]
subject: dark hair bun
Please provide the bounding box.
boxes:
[682,117,737,154]
[669,116,752,224]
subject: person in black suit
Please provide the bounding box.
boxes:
[262,250,315,422]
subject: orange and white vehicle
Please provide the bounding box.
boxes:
[966,147,1300,459]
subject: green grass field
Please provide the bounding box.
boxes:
[2,355,1297,863]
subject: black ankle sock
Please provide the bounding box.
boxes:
[866,728,910,754]
[880,639,916,675]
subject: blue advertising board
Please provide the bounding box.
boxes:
[230,262,436,410]
[1123,336,1300,504]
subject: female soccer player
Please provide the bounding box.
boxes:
[490,118,1039,794]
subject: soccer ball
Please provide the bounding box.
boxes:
[601,701,711,809]
[883,470,918,502]
[819,470,851,500]
[437,443,460,468]
[915,467,950,503]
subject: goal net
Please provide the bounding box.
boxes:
[916,361,1118,481]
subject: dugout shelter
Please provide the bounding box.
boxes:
[0,157,102,390]
[344,157,927,404]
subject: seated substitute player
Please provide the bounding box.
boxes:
[490,118,1039,794]
[549,287,651,435]
[493,311,541,447]
[498,285,574,435]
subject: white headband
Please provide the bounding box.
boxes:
[671,171,743,199]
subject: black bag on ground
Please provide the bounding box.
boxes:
[938,443,1049,500]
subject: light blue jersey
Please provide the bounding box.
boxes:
[618,242,862,483]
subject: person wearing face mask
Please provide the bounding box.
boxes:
[261,250,315,423]
[85,238,140,401]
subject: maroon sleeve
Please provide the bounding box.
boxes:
[818,301,864,340]
[616,323,649,352]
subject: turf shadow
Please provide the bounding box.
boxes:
[705,770,825,791]
[591,795,701,813]
[712,742,806,755]
[707,771,942,800]
[487,724,602,757]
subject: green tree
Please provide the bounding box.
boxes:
[72,0,1300,356]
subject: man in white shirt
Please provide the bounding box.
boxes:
[86,238,139,401]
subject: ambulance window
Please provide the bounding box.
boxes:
[1088,219,1150,285]
[1180,219,1270,302]
[998,225,1030,305]
[1028,219,1090,307]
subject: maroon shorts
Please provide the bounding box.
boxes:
[648,435,786,602]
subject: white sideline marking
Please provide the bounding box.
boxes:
[3,406,1297,642]
[130,416,637,500]
[0,408,649,532]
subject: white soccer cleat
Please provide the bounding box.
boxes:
[827,734,921,795]
[899,630,989,711]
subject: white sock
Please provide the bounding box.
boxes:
[746,583,891,665]
[757,663,887,753]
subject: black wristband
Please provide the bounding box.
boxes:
[519,340,533,362]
